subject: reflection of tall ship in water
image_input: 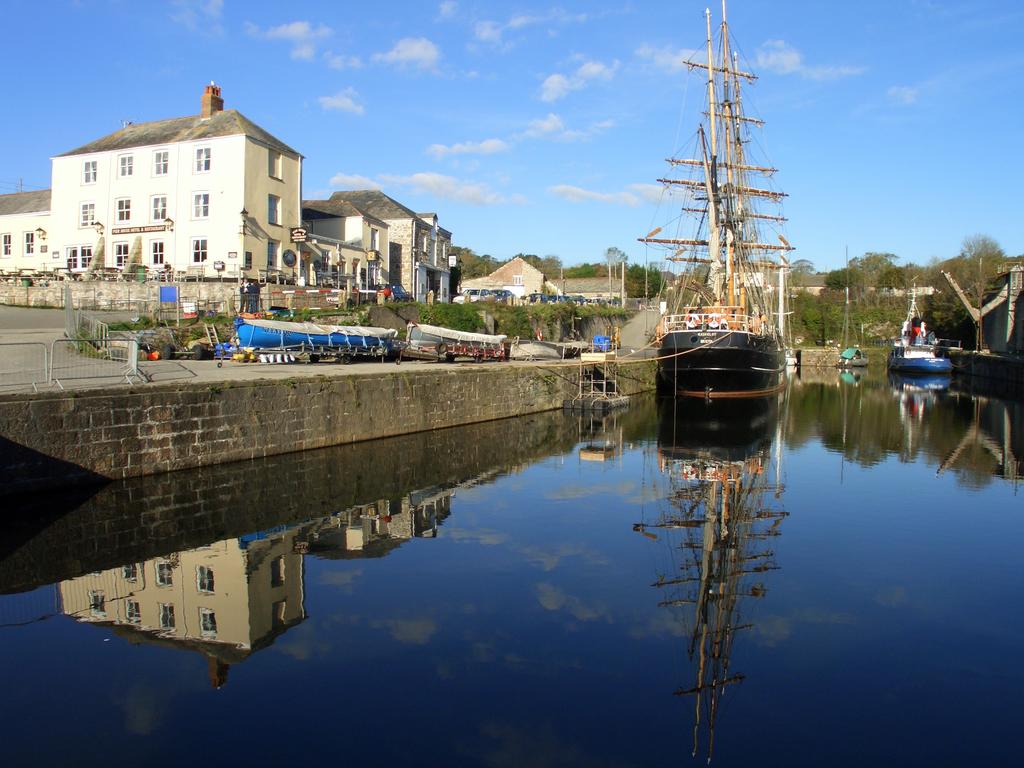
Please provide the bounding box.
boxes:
[58,488,455,686]
[637,399,787,761]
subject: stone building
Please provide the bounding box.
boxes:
[301,197,391,291]
[322,190,451,302]
[460,256,546,298]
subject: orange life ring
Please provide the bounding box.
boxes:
[686,313,700,329]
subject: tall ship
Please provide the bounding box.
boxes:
[641,1,792,398]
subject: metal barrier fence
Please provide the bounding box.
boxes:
[49,338,144,390]
[0,342,50,393]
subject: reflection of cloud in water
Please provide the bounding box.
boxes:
[754,615,792,647]
[478,721,621,768]
[627,610,688,640]
[875,585,908,607]
[544,481,639,501]
[122,685,164,735]
[796,608,857,625]
[318,568,363,591]
[535,583,609,623]
[276,621,333,661]
[445,528,509,546]
[517,543,609,572]
[373,617,438,645]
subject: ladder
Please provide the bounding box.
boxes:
[204,323,220,346]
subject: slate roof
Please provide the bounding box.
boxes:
[0,189,51,216]
[329,190,419,221]
[302,198,386,227]
[57,110,300,157]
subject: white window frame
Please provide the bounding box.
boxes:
[126,600,141,625]
[82,160,97,184]
[267,194,280,225]
[116,197,131,223]
[151,195,167,223]
[159,603,175,629]
[80,201,96,228]
[151,240,165,265]
[118,154,134,178]
[266,240,277,269]
[199,607,217,637]
[192,238,208,263]
[122,564,138,582]
[513,274,524,286]
[79,245,93,270]
[1,234,10,257]
[24,231,34,255]
[370,228,379,251]
[268,149,282,179]
[196,565,214,594]
[153,149,169,176]
[88,590,106,617]
[194,146,211,173]
[156,561,173,587]
[114,241,129,268]
[193,192,209,219]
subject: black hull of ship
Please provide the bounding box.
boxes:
[657,330,785,398]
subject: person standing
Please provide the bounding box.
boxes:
[239,280,248,314]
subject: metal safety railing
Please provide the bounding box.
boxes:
[0,342,50,393]
[48,338,145,390]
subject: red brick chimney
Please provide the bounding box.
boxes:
[201,83,224,118]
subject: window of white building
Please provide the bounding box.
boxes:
[193,192,209,219]
[83,160,97,184]
[79,245,92,269]
[1,234,10,257]
[266,240,277,268]
[267,194,280,225]
[194,146,211,173]
[89,590,106,617]
[24,232,34,255]
[156,561,173,586]
[192,238,208,263]
[153,150,168,176]
[118,154,133,178]
[151,241,165,265]
[151,195,167,222]
[370,228,379,251]
[159,603,175,629]
[197,565,214,594]
[116,198,131,222]
[80,202,95,228]
[199,608,217,637]
[114,242,129,268]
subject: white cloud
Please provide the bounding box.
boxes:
[540,58,619,102]
[438,1,457,19]
[755,40,864,81]
[247,20,333,61]
[171,0,223,34]
[887,85,919,105]
[473,10,589,45]
[517,113,613,142]
[635,43,699,73]
[324,51,362,70]
[628,183,665,204]
[373,37,440,71]
[380,172,505,205]
[318,88,365,115]
[427,138,510,160]
[549,185,641,207]
[328,173,381,190]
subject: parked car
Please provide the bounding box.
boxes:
[489,289,514,303]
[386,284,412,302]
[453,288,486,304]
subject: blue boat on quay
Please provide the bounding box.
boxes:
[234,317,398,359]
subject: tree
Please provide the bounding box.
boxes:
[625,264,664,298]
[451,246,498,280]
[824,267,861,292]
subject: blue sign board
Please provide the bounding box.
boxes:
[159,286,178,303]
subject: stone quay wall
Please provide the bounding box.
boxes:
[950,350,1024,390]
[0,361,657,496]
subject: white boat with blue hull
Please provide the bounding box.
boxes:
[234,317,398,361]
[887,289,955,376]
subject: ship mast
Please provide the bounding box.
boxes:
[704,8,723,304]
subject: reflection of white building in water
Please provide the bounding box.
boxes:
[59,530,307,688]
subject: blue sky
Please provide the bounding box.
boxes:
[3,0,1022,271]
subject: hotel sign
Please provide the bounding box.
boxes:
[290,227,308,243]
[111,224,168,235]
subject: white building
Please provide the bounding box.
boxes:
[1,84,303,280]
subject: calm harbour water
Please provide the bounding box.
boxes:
[1,368,1021,767]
